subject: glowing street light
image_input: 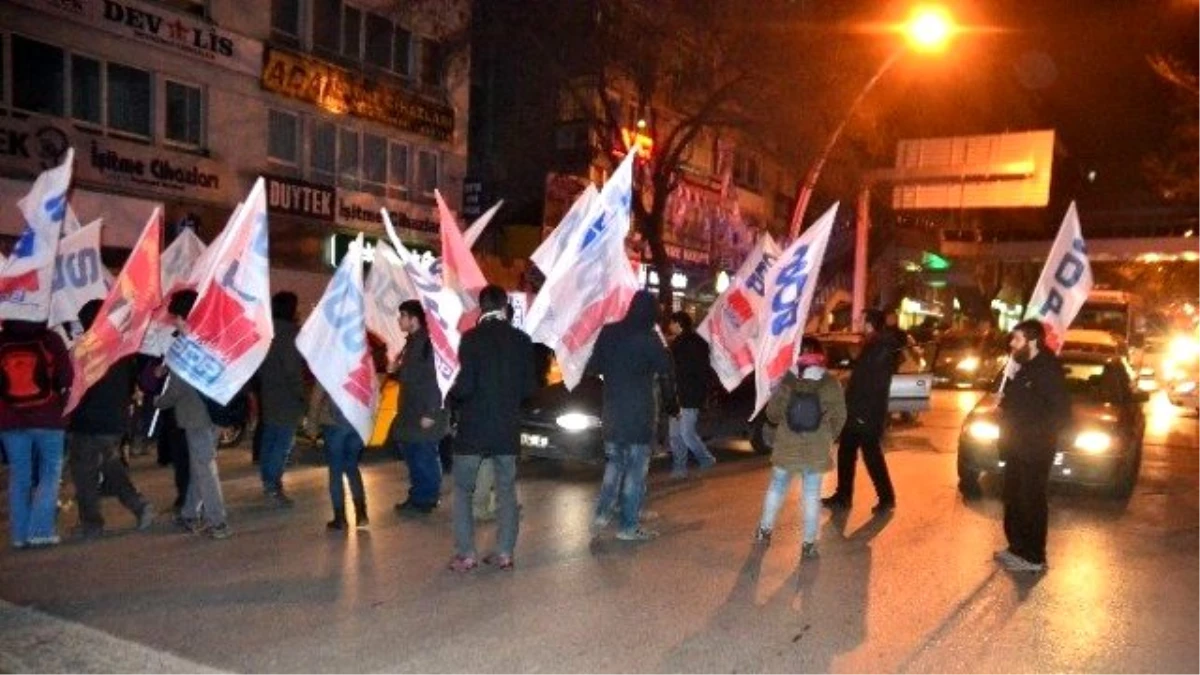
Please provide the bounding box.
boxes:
[904,5,956,53]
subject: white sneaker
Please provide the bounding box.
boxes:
[1001,554,1045,573]
[616,527,659,542]
[589,514,611,538]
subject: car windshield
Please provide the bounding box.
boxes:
[1062,361,1129,403]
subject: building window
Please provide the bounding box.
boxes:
[733,150,761,192]
[416,149,438,196]
[268,110,300,165]
[312,0,342,54]
[70,55,102,125]
[12,36,65,116]
[388,142,409,199]
[342,5,362,60]
[165,81,203,147]
[418,38,442,89]
[311,121,337,182]
[393,27,412,76]
[107,63,152,138]
[271,0,302,40]
[362,133,387,195]
[364,13,392,69]
[337,127,359,189]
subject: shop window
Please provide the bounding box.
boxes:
[165,81,203,147]
[107,63,152,138]
[268,109,300,165]
[12,36,65,116]
[70,55,102,125]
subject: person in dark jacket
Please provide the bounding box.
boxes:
[255,291,307,507]
[994,319,1071,573]
[667,311,716,478]
[67,300,154,538]
[393,299,449,514]
[823,309,899,513]
[586,291,677,541]
[444,285,537,572]
[0,318,75,549]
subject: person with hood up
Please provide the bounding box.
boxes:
[586,291,677,542]
[755,337,846,561]
[256,291,307,507]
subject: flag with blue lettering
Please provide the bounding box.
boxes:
[526,151,639,390]
[0,148,74,321]
[363,241,416,363]
[530,184,598,275]
[297,235,378,442]
[752,204,838,418]
[166,179,273,405]
[49,219,110,326]
[1023,202,1093,353]
[698,234,781,391]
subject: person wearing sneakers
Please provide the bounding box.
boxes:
[666,311,717,479]
[154,290,231,540]
[586,291,677,542]
[445,285,538,572]
[307,385,369,531]
[67,300,154,539]
[754,337,846,560]
[993,319,1071,573]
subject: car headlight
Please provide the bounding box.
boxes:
[1073,430,1113,454]
[1174,380,1198,394]
[556,412,601,432]
[956,356,980,373]
[966,420,1000,442]
[1169,336,1199,364]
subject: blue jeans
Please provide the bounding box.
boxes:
[403,440,442,506]
[669,408,716,475]
[758,466,824,544]
[259,423,296,494]
[595,442,651,532]
[323,425,365,510]
[2,429,66,546]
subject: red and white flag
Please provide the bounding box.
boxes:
[65,208,162,414]
[526,150,639,390]
[165,179,273,404]
[141,228,207,356]
[297,235,378,442]
[752,204,838,418]
[436,190,488,296]
[697,234,780,391]
[49,218,110,326]
[0,148,74,322]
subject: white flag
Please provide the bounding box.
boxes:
[697,234,781,391]
[165,180,273,404]
[530,184,598,276]
[1023,202,1093,353]
[752,204,838,418]
[364,242,416,363]
[297,235,379,442]
[141,228,207,357]
[0,148,74,321]
[463,200,503,249]
[49,219,110,325]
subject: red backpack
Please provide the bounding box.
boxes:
[0,338,56,408]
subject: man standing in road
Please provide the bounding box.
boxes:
[823,309,899,514]
[393,300,449,515]
[446,285,537,572]
[667,311,716,479]
[587,291,677,541]
[994,319,1071,573]
[256,291,307,507]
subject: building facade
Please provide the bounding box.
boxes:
[0,0,469,307]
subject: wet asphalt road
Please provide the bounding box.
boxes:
[0,390,1196,673]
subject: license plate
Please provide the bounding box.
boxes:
[1054,452,1064,466]
[521,433,549,449]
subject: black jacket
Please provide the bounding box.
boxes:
[844,331,899,436]
[448,317,538,456]
[998,350,1071,462]
[393,328,448,443]
[69,355,135,435]
[586,292,676,444]
[670,329,711,409]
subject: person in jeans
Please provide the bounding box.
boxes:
[67,300,154,539]
[755,337,846,560]
[256,291,307,507]
[0,319,74,549]
[307,385,368,531]
[586,291,677,542]
[666,311,716,479]
[393,300,448,515]
[154,290,231,540]
[446,285,537,572]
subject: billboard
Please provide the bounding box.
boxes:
[890,130,1055,210]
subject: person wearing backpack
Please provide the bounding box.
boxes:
[0,318,74,549]
[153,290,232,540]
[754,337,846,560]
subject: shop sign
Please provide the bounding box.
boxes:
[10,0,262,76]
[261,47,455,142]
[264,175,335,222]
[335,189,438,241]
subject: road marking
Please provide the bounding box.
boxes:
[0,599,226,673]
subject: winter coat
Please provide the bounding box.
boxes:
[448,317,538,456]
[670,329,711,409]
[0,322,74,431]
[68,355,135,435]
[998,349,1072,462]
[764,368,847,474]
[844,331,899,436]
[155,371,213,430]
[585,292,676,445]
[393,328,448,443]
[257,319,307,427]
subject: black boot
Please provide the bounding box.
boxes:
[354,499,369,529]
[327,508,347,531]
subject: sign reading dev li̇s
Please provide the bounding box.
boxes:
[9,0,263,76]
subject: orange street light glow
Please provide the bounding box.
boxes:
[905,5,956,53]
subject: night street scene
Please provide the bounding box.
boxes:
[0,0,1197,672]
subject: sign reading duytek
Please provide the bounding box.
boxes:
[10,0,262,76]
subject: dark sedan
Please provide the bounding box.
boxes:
[957,351,1148,499]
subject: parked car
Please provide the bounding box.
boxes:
[957,351,1147,499]
[815,332,932,420]
[929,332,1007,389]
